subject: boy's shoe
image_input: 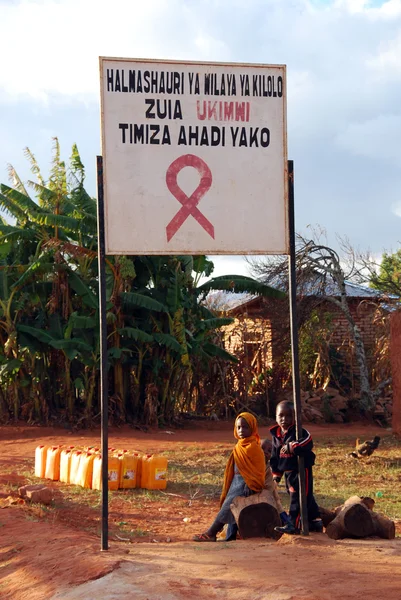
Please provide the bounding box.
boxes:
[274,523,300,535]
[309,519,324,533]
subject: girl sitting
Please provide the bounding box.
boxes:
[193,412,265,542]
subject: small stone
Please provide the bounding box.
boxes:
[19,485,53,505]
[19,484,43,498]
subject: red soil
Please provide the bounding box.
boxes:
[0,421,400,600]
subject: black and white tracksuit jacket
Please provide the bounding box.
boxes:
[270,423,320,526]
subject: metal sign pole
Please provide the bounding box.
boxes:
[96,155,109,550]
[287,159,309,536]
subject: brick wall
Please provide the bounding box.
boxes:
[223,316,273,370]
[226,296,389,373]
[318,299,381,349]
[390,311,401,435]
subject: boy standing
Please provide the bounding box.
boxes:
[270,401,323,535]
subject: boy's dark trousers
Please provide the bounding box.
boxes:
[285,467,320,528]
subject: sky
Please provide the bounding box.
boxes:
[0,0,400,278]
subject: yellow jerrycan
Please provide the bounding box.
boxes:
[69,450,83,486]
[119,451,140,489]
[45,446,62,481]
[76,452,96,488]
[59,447,75,483]
[35,445,48,478]
[108,453,121,490]
[92,454,121,490]
[134,453,142,488]
[92,454,102,490]
[144,455,168,490]
[140,454,152,489]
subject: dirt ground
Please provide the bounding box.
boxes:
[0,421,400,600]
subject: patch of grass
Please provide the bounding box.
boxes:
[19,472,36,483]
[313,433,401,519]
[166,447,228,498]
[135,489,171,502]
[24,514,40,522]
[63,486,101,507]
[9,431,399,541]
[161,433,401,522]
[6,483,20,493]
[130,527,149,537]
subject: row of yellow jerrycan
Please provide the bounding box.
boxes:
[35,445,168,491]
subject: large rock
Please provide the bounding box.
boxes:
[306,396,323,409]
[301,390,311,403]
[302,406,325,424]
[384,403,393,416]
[324,386,340,397]
[329,395,348,411]
[374,403,386,417]
[19,484,53,505]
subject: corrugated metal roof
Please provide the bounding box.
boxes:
[319,280,387,298]
[207,280,397,311]
[207,291,255,310]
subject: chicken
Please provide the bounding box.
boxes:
[350,436,380,459]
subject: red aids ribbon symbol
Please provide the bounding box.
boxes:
[166,154,214,242]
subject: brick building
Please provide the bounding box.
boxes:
[222,282,394,385]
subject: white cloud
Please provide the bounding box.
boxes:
[368,0,401,18]
[207,255,250,278]
[1,0,401,106]
[336,0,370,14]
[194,34,230,60]
[335,0,401,17]
[335,114,401,165]
[367,30,401,78]
[392,201,401,217]
[2,0,401,256]
[0,0,211,100]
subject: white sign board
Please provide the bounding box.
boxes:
[100,57,288,255]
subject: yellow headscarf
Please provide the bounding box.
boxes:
[219,412,266,506]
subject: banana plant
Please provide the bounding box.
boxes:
[0,139,288,426]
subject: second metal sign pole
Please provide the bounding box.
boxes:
[287,159,309,536]
[97,155,109,551]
